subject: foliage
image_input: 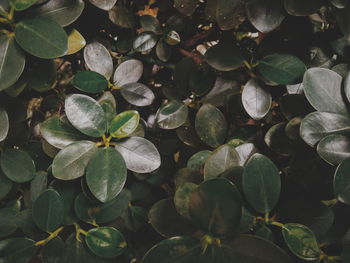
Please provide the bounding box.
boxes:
[0,0,350,262]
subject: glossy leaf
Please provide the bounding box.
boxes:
[85,227,127,258]
[317,134,350,166]
[65,94,107,137]
[0,149,36,183]
[0,35,25,91]
[10,0,37,10]
[115,136,161,173]
[257,53,306,85]
[66,28,86,55]
[89,0,117,10]
[30,171,48,202]
[0,238,37,263]
[72,71,108,94]
[156,100,188,130]
[52,140,98,180]
[133,32,158,52]
[84,42,113,79]
[120,83,155,106]
[15,17,68,59]
[0,106,9,142]
[334,157,350,205]
[189,178,242,237]
[113,59,143,87]
[41,237,65,263]
[242,153,281,213]
[86,147,127,202]
[110,110,140,138]
[32,189,64,232]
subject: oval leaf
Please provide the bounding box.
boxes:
[113,59,143,87]
[84,42,113,79]
[120,83,155,107]
[110,110,140,138]
[317,134,350,166]
[156,100,188,130]
[72,71,108,94]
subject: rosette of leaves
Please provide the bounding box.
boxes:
[40,92,161,203]
[0,0,85,92]
[72,41,156,107]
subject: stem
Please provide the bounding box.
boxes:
[74,223,88,242]
[321,198,338,207]
[269,221,284,228]
[35,226,64,246]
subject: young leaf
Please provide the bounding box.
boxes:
[110,110,140,138]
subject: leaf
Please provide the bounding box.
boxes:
[195,104,227,147]
[72,71,108,94]
[0,170,12,200]
[141,236,201,263]
[149,198,195,237]
[242,78,272,120]
[257,53,306,85]
[15,17,68,59]
[242,153,281,214]
[337,7,350,41]
[334,157,350,205]
[0,238,37,263]
[174,0,197,16]
[0,208,17,238]
[156,40,171,62]
[282,223,321,261]
[246,0,285,33]
[0,35,25,91]
[83,42,113,80]
[163,30,181,46]
[156,100,188,130]
[284,0,322,16]
[65,94,107,137]
[317,134,350,166]
[40,116,84,149]
[88,0,116,10]
[113,59,143,87]
[66,28,86,55]
[120,83,155,106]
[85,227,127,258]
[110,110,140,138]
[30,171,47,202]
[108,5,135,28]
[189,178,242,237]
[235,143,258,166]
[205,42,244,71]
[174,168,202,188]
[0,106,9,142]
[187,150,212,172]
[0,149,36,183]
[203,144,241,180]
[86,148,127,203]
[63,234,101,263]
[115,136,161,173]
[303,68,346,114]
[133,32,158,52]
[32,189,64,232]
[29,0,85,27]
[300,112,350,147]
[216,0,244,30]
[343,71,350,104]
[140,15,161,33]
[189,65,216,97]
[174,182,197,220]
[41,237,65,263]
[52,140,98,180]
[265,122,295,155]
[10,0,37,11]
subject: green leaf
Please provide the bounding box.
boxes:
[108,5,135,29]
[216,0,243,30]
[265,122,295,155]
[141,236,201,263]
[120,83,155,106]
[25,59,57,92]
[317,134,350,166]
[84,42,113,79]
[15,17,68,59]
[113,59,143,87]
[203,144,240,180]
[28,0,85,27]
[189,178,242,237]
[98,91,116,126]
[300,112,350,147]
[156,100,188,130]
[133,32,158,52]
[0,208,17,238]
[282,223,321,261]
[156,40,171,62]
[242,78,272,120]
[187,150,212,172]
[40,116,84,149]
[72,71,108,94]
[10,0,37,10]
[205,42,244,71]
[0,106,9,142]
[74,190,131,224]
[174,182,197,220]
[85,227,127,258]
[115,136,161,173]
[174,0,197,16]
[32,189,64,232]
[0,35,25,91]
[140,15,161,33]
[0,170,12,200]
[195,104,227,147]
[246,0,285,33]
[41,237,65,263]
[257,53,306,85]
[89,0,117,10]
[52,140,98,180]
[242,153,281,214]
[86,148,127,203]
[149,198,195,237]
[0,238,37,263]
[30,171,47,202]
[110,110,140,138]
[174,168,202,188]
[65,94,107,137]
[334,157,350,205]
[303,68,346,114]
[0,149,36,183]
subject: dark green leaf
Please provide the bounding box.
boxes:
[174,182,197,220]
[25,59,57,92]
[0,208,17,238]
[0,238,37,263]
[187,150,212,172]
[10,0,37,10]
[0,170,12,200]
[108,5,135,29]
[72,71,108,94]
[30,171,47,202]
[41,237,65,263]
